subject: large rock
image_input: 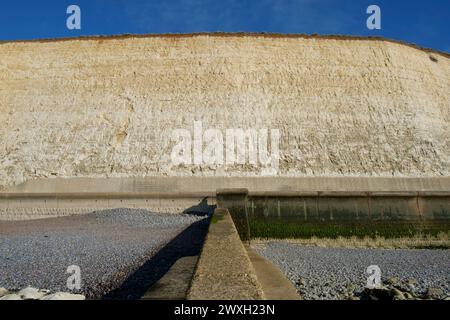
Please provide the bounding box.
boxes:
[426,287,444,299]
[390,288,406,300]
[0,288,9,298]
[41,292,85,300]
[0,294,22,300]
[18,287,47,300]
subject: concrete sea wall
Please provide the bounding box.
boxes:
[1,176,448,221]
[217,189,450,239]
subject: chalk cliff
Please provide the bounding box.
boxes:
[0,34,449,190]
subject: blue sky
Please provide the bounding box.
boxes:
[0,0,448,52]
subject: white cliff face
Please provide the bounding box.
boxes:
[0,35,449,190]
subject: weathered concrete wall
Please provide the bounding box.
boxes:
[3,176,448,221]
[0,34,449,190]
[8,177,450,193]
[217,189,450,239]
[188,208,264,300]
